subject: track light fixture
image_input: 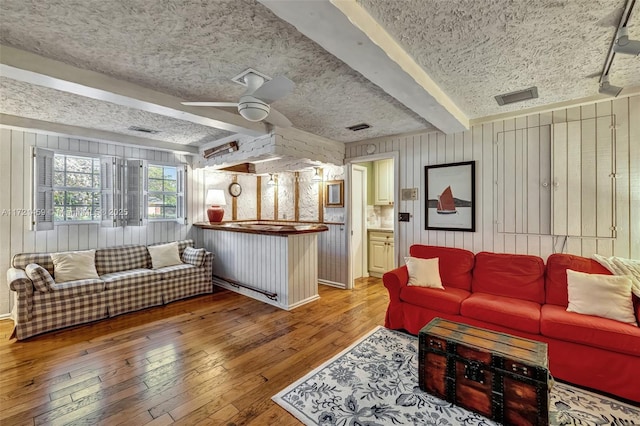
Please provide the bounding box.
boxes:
[613,27,640,56]
[599,76,623,97]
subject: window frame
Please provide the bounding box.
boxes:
[146,163,183,222]
[52,152,103,225]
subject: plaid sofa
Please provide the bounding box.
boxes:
[7,240,213,340]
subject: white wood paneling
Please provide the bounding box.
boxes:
[346,94,640,262]
[317,223,348,288]
[0,128,195,316]
[202,229,320,309]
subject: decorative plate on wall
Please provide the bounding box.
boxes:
[229,182,242,197]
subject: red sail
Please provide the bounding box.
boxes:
[436,186,456,214]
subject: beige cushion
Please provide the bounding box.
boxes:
[405,257,443,289]
[148,242,182,269]
[566,269,637,326]
[51,249,100,283]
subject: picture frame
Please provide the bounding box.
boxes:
[425,161,476,232]
[324,180,344,208]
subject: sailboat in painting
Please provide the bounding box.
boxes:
[436,186,457,214]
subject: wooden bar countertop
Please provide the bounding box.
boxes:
[193,221,329,236]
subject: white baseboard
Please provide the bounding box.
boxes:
[319,279,346,289]
[0,313,13,320]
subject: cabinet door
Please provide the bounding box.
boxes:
[374,159,394,205]
[369,239,387,274]
[386,242,395,270]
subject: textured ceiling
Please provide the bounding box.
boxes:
[359,0,640,118]
[0,0,638,151]
[0,0,432,145]
[0,77,232,146]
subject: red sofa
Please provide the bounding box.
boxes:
[383,245,640,402]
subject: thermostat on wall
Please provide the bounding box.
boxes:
[401,188,418,200]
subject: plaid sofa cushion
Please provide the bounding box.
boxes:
[95,245,150,276]
[13,253,54,275]
[25,264,55,292]
[155,263,198,279]
[182,247,205,267]
[33,279,105,304]
[101,269,161,291]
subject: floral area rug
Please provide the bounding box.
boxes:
[273,326,639,425]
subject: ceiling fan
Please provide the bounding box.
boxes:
[182,68,295,128]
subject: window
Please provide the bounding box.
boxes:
[53,154,101,222]
[147,165,178,220]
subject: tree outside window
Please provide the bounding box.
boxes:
[148,165,178,219]
[53,155,101,221]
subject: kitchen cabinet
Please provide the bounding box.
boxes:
[374,159,394,205]
[368,230,394,277]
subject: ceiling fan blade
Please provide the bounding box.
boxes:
[264,107,292,128]
[181,101,239,107]
[251,76,295,104]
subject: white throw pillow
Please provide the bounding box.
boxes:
[405,257,444,289]
[566,269,637,326]
[148,242,182,269]
[51,249,100,283]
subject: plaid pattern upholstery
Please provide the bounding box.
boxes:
[17,292,109,341]
[34,279,104,304]
[101,269,160,290]
[95,245,150,276]
[156,263,198,279]
[163,253,213,304]
[182,247,205,267]
[8,240,211,340]
[13,253,54,275]
[7,268,34,324]
[25,264,55,292]
[107,280,164,317]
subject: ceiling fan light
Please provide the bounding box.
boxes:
[238,95,270,122]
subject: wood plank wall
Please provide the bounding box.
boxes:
[0,129,196,316]
[317,223,348,288]
[345,95,640,265]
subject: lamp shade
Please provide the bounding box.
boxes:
[206,189,227,206]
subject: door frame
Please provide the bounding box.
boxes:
[346,151,399,289]
[349,164,368,284]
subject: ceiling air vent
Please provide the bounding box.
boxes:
[127,125,160,134]
[347,123,371,131]
[495,87,538,106]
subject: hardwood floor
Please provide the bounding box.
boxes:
[0,277,388,425]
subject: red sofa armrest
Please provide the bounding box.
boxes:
[383,265,409,303]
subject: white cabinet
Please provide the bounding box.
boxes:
[368,230,394,277]
[374,159,394,205]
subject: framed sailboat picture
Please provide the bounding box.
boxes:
[425,161,476,232]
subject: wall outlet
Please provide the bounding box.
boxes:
[399,212,410,222]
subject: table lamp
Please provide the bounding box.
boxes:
[206,189,226,222]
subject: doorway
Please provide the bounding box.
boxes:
[350,164,367,283]
[347,153,398,289]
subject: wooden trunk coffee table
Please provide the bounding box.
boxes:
[419,318,550,426]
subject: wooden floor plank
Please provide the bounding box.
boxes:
[0,278,387,425]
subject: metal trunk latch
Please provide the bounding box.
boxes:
[464,361,485,384]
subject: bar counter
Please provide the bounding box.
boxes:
[194,221,328,310]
